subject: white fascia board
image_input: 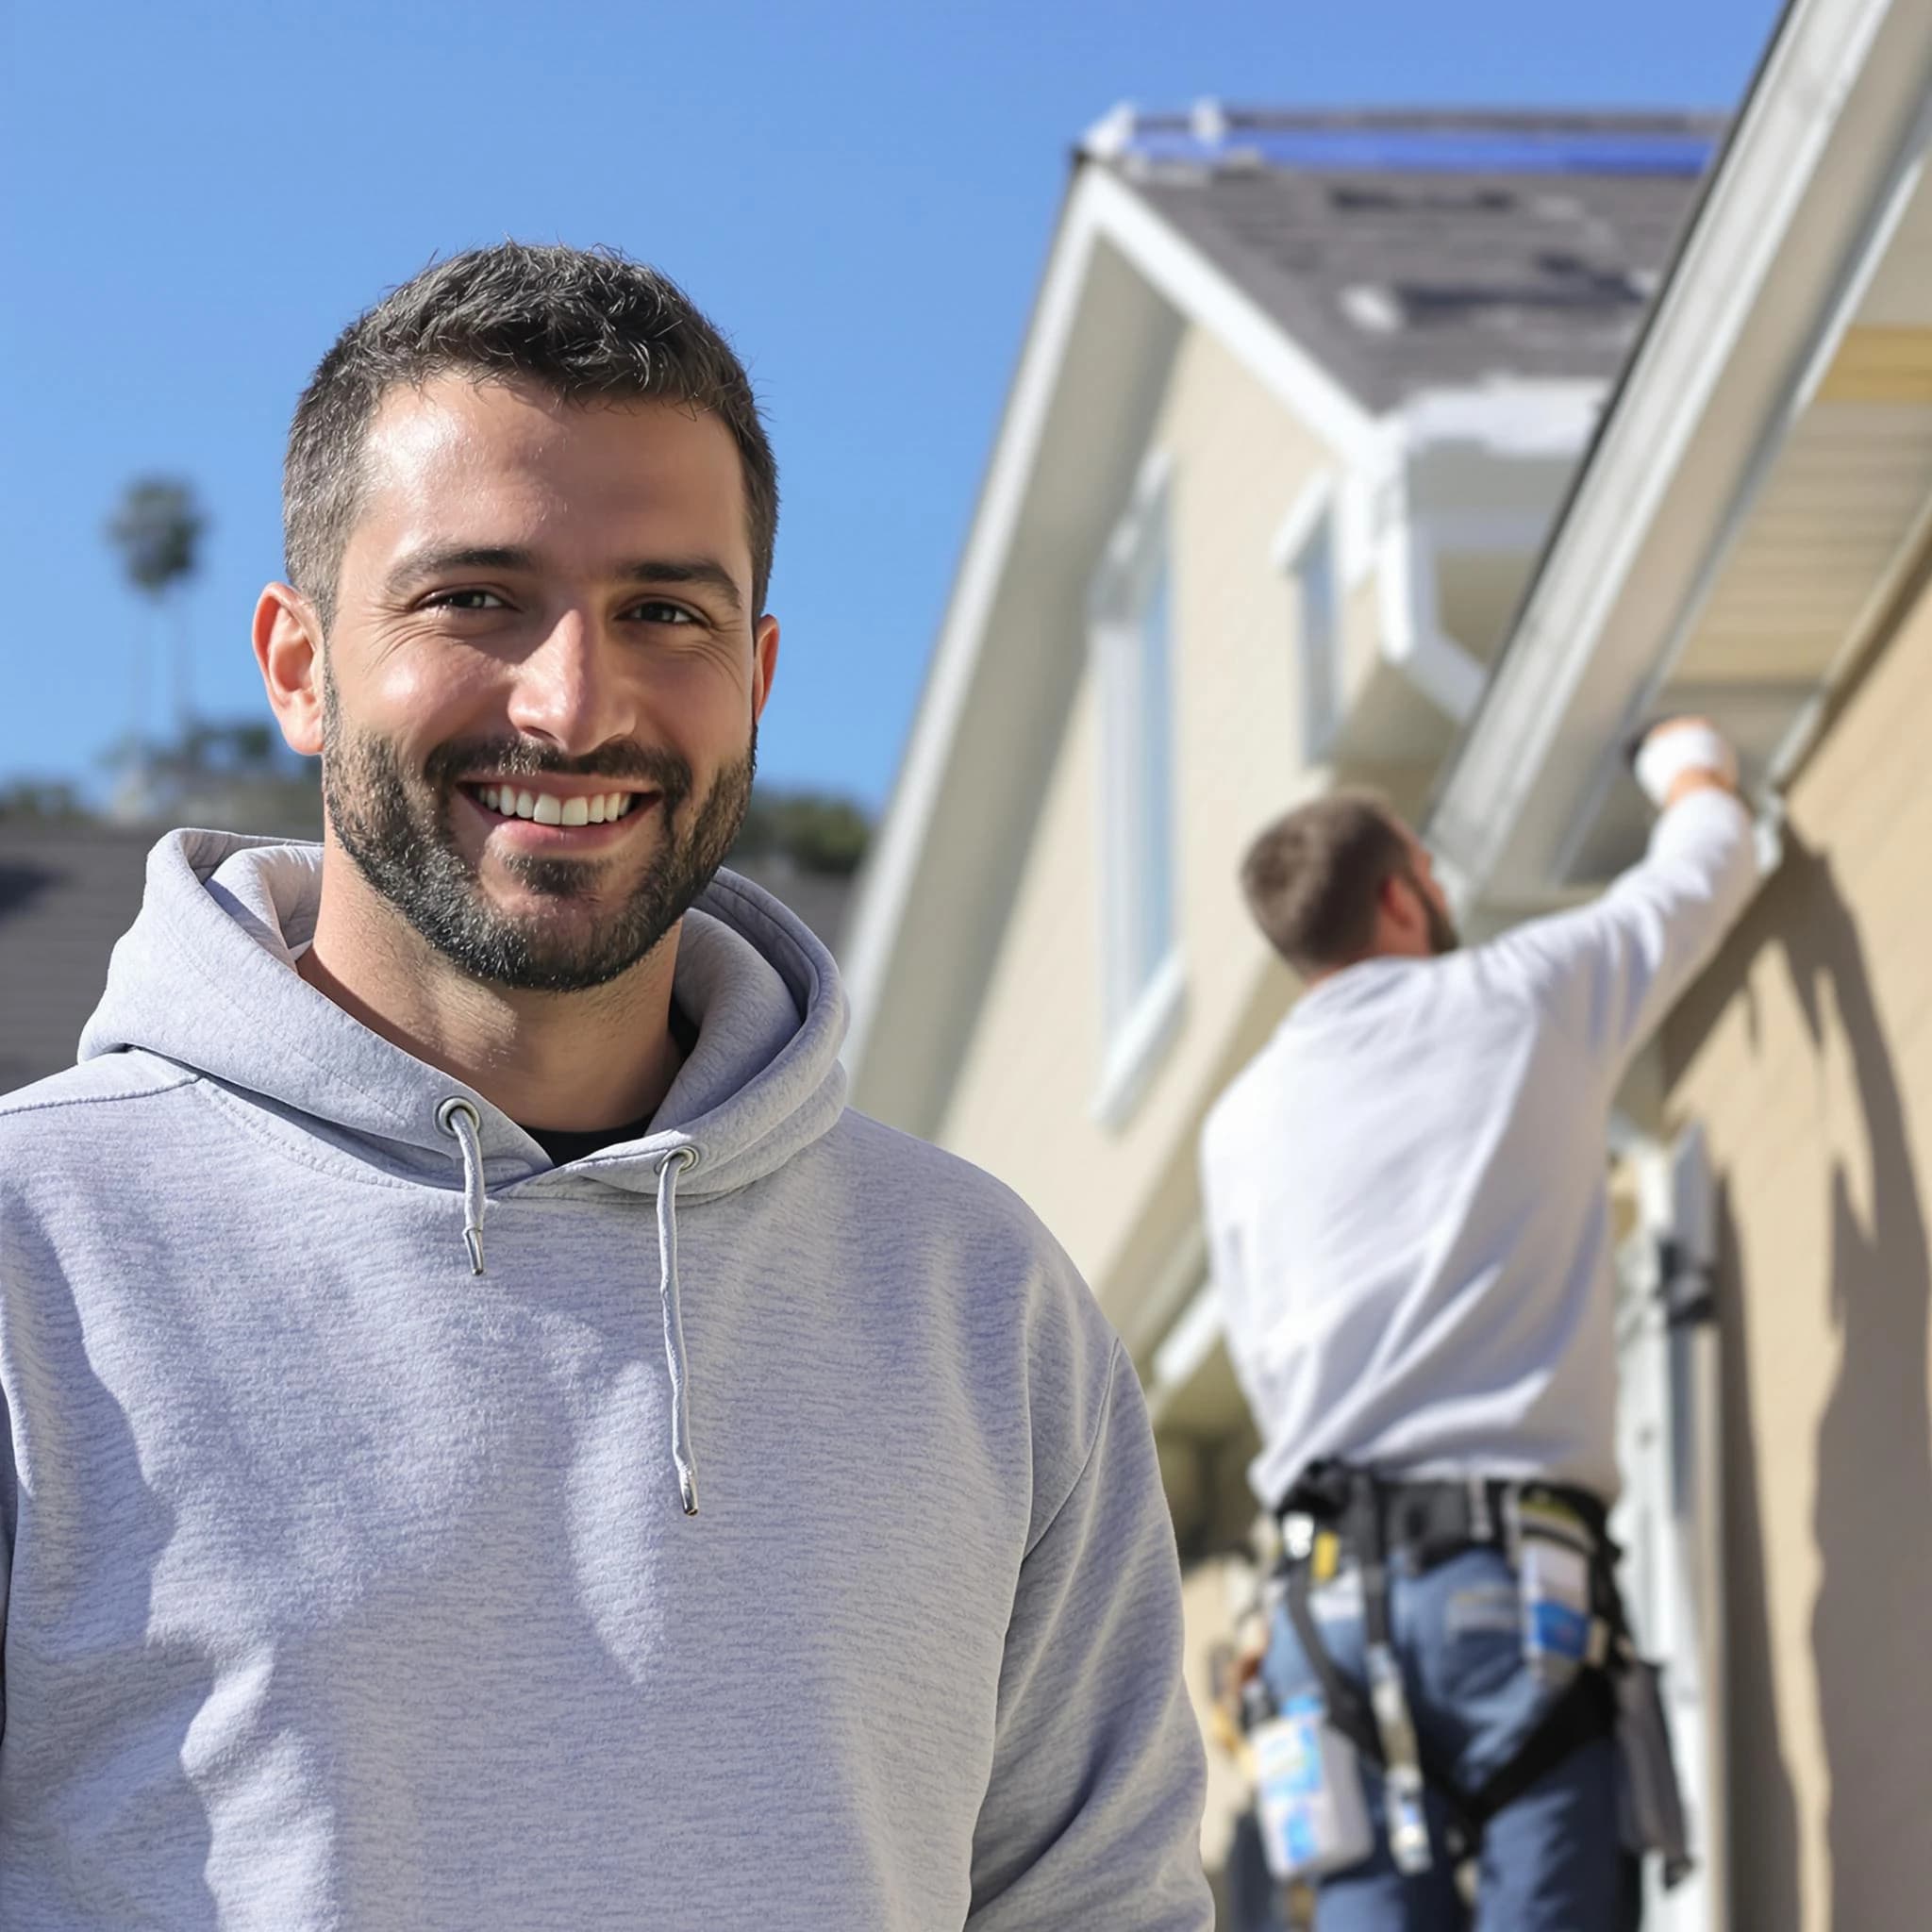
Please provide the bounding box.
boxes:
[1427,0,1932,909]
[841,163,1380,1087]
[1396,380,1605,458]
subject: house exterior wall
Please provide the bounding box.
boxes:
[935,322,1335,1326]
[1661,562,1932,1932]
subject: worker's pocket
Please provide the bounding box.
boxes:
[1411,1548,1529,1713]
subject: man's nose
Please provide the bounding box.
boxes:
[505,609,632,756]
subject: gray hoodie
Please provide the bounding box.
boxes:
[0,829,1209,1931]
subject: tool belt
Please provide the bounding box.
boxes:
[1275,1459,1623,1867]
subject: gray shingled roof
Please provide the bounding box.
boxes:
[0,823,854,1100]
[0,824,155,1095]
[1095,108,1725,409]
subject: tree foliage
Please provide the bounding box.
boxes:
[730,788,872,875]
[106,476,207,596]
[98,716,322,835]
[0,778,89,824]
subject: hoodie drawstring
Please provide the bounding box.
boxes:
[435,1101,699,1520]
[655,1144,701,1518]
[436,1097,489,1276]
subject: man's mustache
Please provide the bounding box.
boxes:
[421,737,694,801]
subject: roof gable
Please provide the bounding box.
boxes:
[1094,108,1722,411]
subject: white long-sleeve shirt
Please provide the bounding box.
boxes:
[1200,789,1760,1507]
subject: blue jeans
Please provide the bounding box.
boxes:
[1262,1546,1636,1932]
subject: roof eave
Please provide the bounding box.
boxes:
[1427,0,1932,910]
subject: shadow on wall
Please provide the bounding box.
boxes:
[1774,833,1932,1932]
[1709,1175,1801,1932]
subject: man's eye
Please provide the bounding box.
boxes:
[631,599,697,625]
[425,589,508,612]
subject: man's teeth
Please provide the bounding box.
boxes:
[475,785,638,824]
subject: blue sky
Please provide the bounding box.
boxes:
[3,0,1784,812]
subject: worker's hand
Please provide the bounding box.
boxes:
[1631,716,1740,811]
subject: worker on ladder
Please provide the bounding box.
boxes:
[1198,719,1760,1929]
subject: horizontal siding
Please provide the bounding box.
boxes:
[1663,558,1932,1932]
[938,323,1330,1319]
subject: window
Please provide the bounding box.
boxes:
[1091,456,1186,1127]
[1273,475,1341,760]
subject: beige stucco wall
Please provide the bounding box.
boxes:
[1662,567,1932,1932]
[934,323,1333,1329]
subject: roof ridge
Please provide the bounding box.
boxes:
[1120,104,1727,135]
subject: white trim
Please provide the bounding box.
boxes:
[1269,471,1336,574]
[1612,1124,1730,1932]
[1273,474,1345,758]
[1274,463,1379,591]
[1376,520,1489,724]
[1079,167,1381,464]
[1098,447,1175,588]
[1091,454,1181,1077]
[1396,380,1605,459]
[1091,946,1188,1130]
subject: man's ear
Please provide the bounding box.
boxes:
[253,583,327,757]
[1377,869,1423,945]
[751,613,780,724]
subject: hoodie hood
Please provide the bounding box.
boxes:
[79,828,851,1519]
[79,828,849,1204]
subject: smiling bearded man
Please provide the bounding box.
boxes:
[0,243,1212,1932]
[320,658,756,993]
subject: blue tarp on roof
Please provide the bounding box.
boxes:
[1124,125,1715,178]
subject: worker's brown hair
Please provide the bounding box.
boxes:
[1240,791,1412,975]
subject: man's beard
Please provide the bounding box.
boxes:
[321,677,754,993]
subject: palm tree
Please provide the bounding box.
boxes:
[106,476,207,817]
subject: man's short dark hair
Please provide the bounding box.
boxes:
[284,242,778,630]
[1240,791,1412,976]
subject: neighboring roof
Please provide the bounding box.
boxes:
[724,857,855,958]
[1090,108,1724,411]
[0,824,153,1095]
[0,821,854,1101]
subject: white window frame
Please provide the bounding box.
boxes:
[1272,472,1343,760]
[1090,450,1186,1130]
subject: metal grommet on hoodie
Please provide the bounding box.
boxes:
[435,1096,489,1276]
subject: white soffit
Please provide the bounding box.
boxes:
[840,161,1377,1108]
[1427,0,1932,909]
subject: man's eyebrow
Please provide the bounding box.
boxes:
[382,545,744,616]
[615,557,744,616]
[384,544,536,600]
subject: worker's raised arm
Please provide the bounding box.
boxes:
[1483,719,1762,1078]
